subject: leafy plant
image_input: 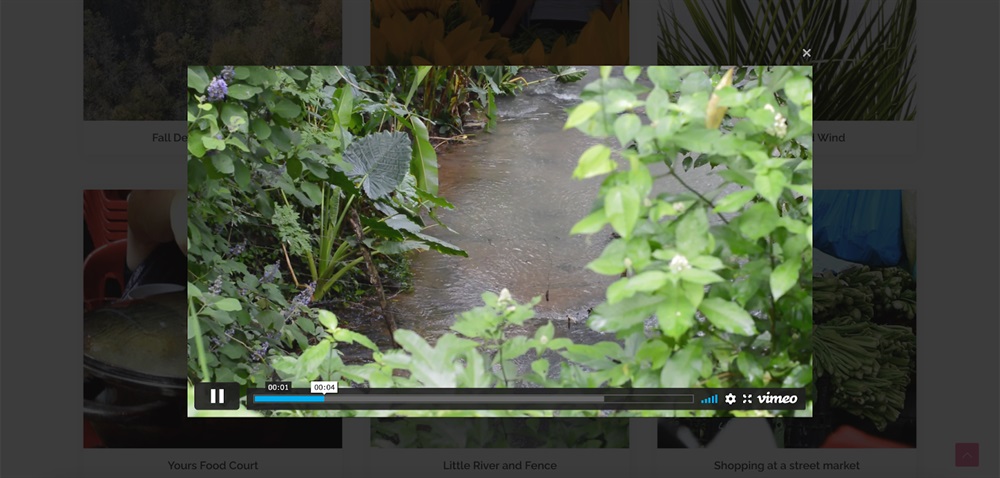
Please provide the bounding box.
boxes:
[658,0,916,121]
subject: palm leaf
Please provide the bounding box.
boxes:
[658,0,916,120]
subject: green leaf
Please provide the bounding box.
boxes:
[645,87,670,121]
[227,84,261,101]
[565,101,601,130]
[221,103,248,133]
[211,153,234,174]
[784,76,812,105]
[251,118,271,140]
[586,239,627,275]
[343,131,412,199]
[713,189,757,213]
[660,341,702,388]
[188,131,207,158]
[300,181,323,206]
[625,271,669,294]
[769,259,799,300]
[675,207,709,255]
[737,351,764,383]
[214,298,241,311]
[188,67,209,93]
[614,114,642,148]
[647,66,680,92]
[272,99,301,119]
[605,186,640,239]
[679,268,724,285]
[623,66,642,84]
[571,209,607,235]
[657,286,696,339]
[573,144,615,179]
[317,310,338,331]
[740,202,780,240]
[233,159,251,188]
[409,116,439,196]
[589,293,663,332]
[297,341,331,379]
[754,169,787,206]
[699,298,757,336]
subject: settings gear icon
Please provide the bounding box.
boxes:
[724,393,736,405]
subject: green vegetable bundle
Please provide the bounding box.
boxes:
[813,266,917,431]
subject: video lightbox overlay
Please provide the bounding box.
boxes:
[186,65,813,418]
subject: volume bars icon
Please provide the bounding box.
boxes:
[700,394,718,404]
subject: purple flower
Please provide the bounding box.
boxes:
[229,242,246,256]
[207,76,228,102]
[221,66,236,83]
[283,282,316,324]
[208,276,223,295]
[262,262,281,284]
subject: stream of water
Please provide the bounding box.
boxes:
[340,67,729,371]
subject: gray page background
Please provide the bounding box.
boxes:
[2,0,998,477]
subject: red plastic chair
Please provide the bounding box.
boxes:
[84,190,129,248]
[83,239,128,310]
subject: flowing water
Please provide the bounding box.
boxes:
[340,67,728,372]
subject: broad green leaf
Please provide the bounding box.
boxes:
[586,239,627,275]
[784,76,812,105]
[221,103,248,133]
[737,351,764,383]
[770,259,799,300]
[699,298,758,336]
[298,340,331,379]
[680,268,724,285]
[233,159,251,188]
[573,144,615,179]
[675,207,709,255]
[605,186,641,238]
[317,310,338,331]
[646,87,670,121]
[343,131,412,200]
[626,271,670,293]
[226,84,261,100]
[188,67,209,93]
[614,113,642,147]
[623,65,642,83]
[754,169,787,206]
[409,116,439,195]
[689,255,725,271]
[657,286,696,339]
[661,341,703,388]
[214,298,241,311]
[300,181,323,206]
[272,99,301,119]
[589,293,663,332]
[565,101,601,130]
[571,209,608,235]
[211,153,234,174]
[740,202,780,239]
[713,189,757,213]
[251,118,271,140]
[647,66,680,92]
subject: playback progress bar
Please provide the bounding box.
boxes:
[242,387,807,411]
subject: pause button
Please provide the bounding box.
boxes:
[194,382,240,410]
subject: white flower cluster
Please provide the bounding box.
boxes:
[764,103,788,138]
[670,254,692,273]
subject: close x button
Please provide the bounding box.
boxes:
[194,382,241,410]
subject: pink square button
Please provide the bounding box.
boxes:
[955,443,979,467]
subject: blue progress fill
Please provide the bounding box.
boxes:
[254,395,325,403]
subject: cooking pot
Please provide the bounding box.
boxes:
[83,286,345,448]
[83,289,188,447]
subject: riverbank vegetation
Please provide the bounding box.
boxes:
[187,65,812,418]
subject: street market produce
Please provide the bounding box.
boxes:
[813,266,916,431]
